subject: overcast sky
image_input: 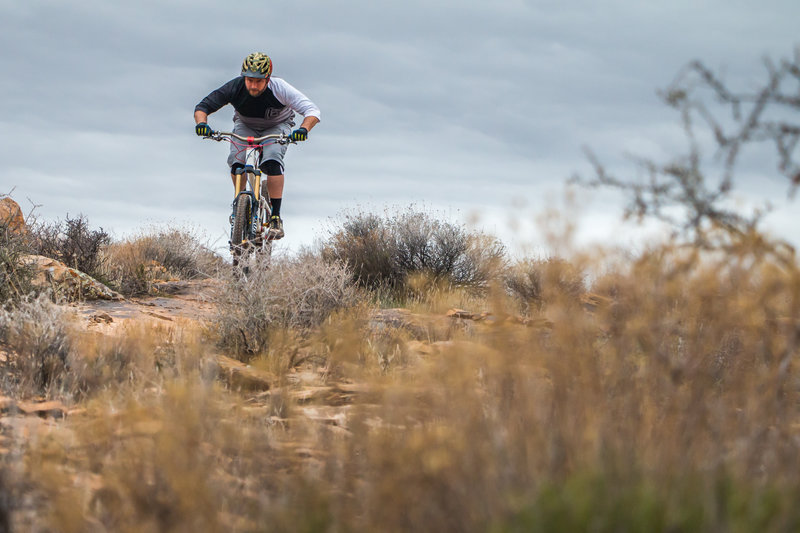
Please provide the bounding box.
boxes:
[1,0,798,257]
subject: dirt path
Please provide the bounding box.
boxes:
[71,279,221,329]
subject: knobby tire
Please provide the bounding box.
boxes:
[231,194,252,268]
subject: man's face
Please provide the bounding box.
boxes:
[245,76,268,97]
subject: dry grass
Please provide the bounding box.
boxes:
[103,226,223,296]
[0,294,73,396]
[503,256,587,314]
[322,206,506,298]
[28,214,111,282]
[0,220,37,307]
[214,253,364,361]
[2,228,800,531]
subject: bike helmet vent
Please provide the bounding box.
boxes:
[241,52,273,79]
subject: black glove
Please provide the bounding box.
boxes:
[290,127,308,142]
[195,122,213,137]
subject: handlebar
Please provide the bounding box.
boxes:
[204,131,295,145]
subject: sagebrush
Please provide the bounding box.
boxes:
[214,253,363,359]
[322,207,506,297]
[0,294,72,396]
[103,226,222,296]
[29,214,110,282]
[0,220,36,308]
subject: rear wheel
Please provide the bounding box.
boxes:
[230,194,252,267]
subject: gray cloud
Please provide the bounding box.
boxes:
[1,0,798,255]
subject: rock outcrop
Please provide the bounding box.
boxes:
[23,254,124,301]
[0,197,25,233]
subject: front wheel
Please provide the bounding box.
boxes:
[230,194,252,267]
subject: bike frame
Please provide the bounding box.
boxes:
[236,141,267,242]
[203,131,293,263]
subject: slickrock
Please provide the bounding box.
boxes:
[144,311,173,321]
[215,355,276,391]
[23,254,124,301]
[371,308,465,340]
[0,197,25,233]
[446,308,490,320]
[17,400,68,419]
[89,312,114,324]
[447,308,554,328]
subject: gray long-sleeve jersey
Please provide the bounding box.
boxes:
[195,76,321,129]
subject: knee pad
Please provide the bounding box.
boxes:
[260,159,283,176]
[230,163,245,175]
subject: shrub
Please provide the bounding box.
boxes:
[29,214,110,281]
[214,253,362,359]
[27,379,227,532]
[323,211,398,290]
[103,227,223,296]
[504,258,544,312]
[504,257,586,313]
[322,207,506,296]
[65,324,213,400]
[0,294,72,396]
[0,220,37,308]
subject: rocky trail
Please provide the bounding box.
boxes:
[1,276,378,528]
[0,237,561,530]
[75,279,220,328]
[1,275,502,471]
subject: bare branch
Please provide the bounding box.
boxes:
[576,48,799,253]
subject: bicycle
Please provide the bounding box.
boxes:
[202,131,294,268]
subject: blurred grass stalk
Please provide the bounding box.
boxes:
[4,206,800,531]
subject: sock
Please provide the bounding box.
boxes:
[270,198,282,217]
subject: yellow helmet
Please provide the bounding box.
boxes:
[241,52,273,79]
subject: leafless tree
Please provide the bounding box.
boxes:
[575,47,800,253]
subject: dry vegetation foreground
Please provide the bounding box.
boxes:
[2,203,800,532]
[0,260,549,532]
[2,50,799,531]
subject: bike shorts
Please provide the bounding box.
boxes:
[226,117,294,173]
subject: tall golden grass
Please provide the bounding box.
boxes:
[101,226,223,296]
[3,223,800,531]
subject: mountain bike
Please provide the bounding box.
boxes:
[203,131,293,268]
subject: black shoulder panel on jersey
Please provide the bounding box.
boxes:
[195,78,241,115]
[195,77,286,119]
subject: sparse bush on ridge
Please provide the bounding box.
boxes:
[323,210,399,290]
[0,220,37,307]
[503,258,545,312]
[214,254,363,359]
[29,214,111,282]
[103,226,223,296]
[322,206,506,297]
[124,227,222,279]
[15,210,223,298]
[502,257,587,314]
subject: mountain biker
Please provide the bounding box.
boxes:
[194,52,320,239]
